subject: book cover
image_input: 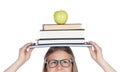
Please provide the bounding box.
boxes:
[43,23,83,30]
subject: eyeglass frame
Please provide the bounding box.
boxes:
[45,59,73,68]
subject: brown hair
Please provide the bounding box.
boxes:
[42,46,78,72]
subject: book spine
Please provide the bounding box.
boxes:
[38,38,85,40]
[37,38,85,44]
[40,30,84,38]
[40,29,85,31]
[37,43,85,45]
[43,24,83,30]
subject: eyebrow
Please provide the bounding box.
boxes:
[46,58,72,60]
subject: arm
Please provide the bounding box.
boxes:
[4,43,34,72]
[88,41,116,72]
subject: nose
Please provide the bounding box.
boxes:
[56,62,63,70]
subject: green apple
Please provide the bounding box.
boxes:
[54,10,68,25]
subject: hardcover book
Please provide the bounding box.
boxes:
[43,23,83,30]
[37,38,85,44]
[40,29,85,39]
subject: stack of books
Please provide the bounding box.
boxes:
[36,23,86,45]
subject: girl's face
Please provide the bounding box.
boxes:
[46,50,72,72]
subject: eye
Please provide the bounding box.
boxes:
[63,60,69,63]
[50,61,57,64]
[48,60,58,68]
[61,59,70,67]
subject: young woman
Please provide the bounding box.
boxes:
[4,41,116,72]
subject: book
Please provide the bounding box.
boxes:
[37,38,85,44]
[40,29,85,39]
[29,43,92,48]
[28,23,91,48]
[43,23,83,30]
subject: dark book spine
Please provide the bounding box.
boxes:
[37,43,86,45]
[38,38,85,40]
[40,29,85,31]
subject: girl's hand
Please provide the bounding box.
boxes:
[88,41,116,72]
[87,41,103,63]
[4,43,34,72]
[17,42,34,64]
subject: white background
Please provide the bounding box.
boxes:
[0,0,120,72]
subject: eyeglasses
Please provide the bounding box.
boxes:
[45,59,73,68]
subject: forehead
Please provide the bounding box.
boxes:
[47,50,71,60]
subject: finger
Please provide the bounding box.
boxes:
[89,48,94,55]
[88,41,102,52]
[86,42,92,48]
[28,48,34,54]
[23,42,33,48]
[89,48,96,59]
[20,42,33,52]
[89,48,93,54]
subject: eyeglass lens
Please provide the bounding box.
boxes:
[46,59,72,68]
